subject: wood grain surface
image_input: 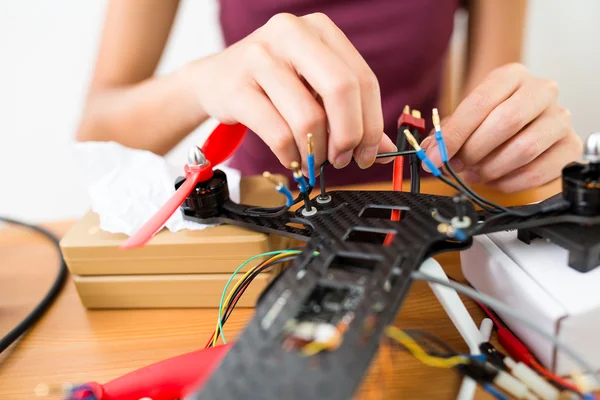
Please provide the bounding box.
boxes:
[0,178,563,399]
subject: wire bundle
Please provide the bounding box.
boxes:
[205,250,302,348]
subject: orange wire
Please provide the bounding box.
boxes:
[383,156,404,246]
[528,358,582,394]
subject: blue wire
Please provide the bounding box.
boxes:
[434,129,449,163]
[415,149,441,177]
[307,153,316,187]
[276,185,294,207]
[453,228,468,242]
[583,394,597,400]
[294,173,308,193]
[482,383,509,400]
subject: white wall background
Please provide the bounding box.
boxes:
[0,0,599,224]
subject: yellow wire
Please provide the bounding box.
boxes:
[384,326,469,368]
[212,252,296,346]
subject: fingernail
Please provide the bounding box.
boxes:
[334,151,353,169]
[464,169,480,184]
[421,137,433,151]
[422,161,431,173]
[357,145,378,169]
[449,158,464,173]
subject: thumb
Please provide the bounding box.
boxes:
[374,133,397,164]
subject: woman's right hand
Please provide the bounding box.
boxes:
[182,12,396,172]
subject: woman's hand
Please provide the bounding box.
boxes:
[422,63,583,193]
[184,12,396,173]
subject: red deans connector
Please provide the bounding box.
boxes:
[398,112,425,133]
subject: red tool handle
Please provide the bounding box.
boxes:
[69,344,232,400]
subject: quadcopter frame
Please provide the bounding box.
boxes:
[180,162,600,400]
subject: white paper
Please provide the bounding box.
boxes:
[72,141,241,236]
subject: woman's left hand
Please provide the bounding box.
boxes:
[421,63,583,193]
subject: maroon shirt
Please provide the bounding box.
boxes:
[221,0,459,186]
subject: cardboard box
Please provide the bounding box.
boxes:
[60,174,291,309]
[460,230,600,376]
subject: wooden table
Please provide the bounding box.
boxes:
[0,179,562,400]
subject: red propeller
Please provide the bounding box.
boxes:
[121,123,247,249]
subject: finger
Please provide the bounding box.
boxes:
[373,133,397,164]
[302,12,384,168]
[425,63,529,167]
[248,42,328,171]
[484,133,582,193]
[263,13,363,168]
[467,105,571,184]
[457,77,559,167]
[228,87,300,168]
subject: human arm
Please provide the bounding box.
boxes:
[76,0,206,155]
[77,4,395,169]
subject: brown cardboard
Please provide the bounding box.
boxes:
[60,174,291,275]
[59,173,290,309]
[73,272,271,309]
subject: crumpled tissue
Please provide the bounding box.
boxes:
[73,141,241,236]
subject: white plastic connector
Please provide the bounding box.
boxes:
[504,357,560,400]
[494,370,539,400]
[314,323,338,343]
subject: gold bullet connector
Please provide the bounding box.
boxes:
[290,161,302,178]
[307,133,314,155]
[403,129,421,151]
[403,105,411,114]
[262,171,281,186]
[432,108,441,131]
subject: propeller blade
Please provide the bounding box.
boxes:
[121,170,202,249]
[202,123,247,166]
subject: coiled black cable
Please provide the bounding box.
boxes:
[0,216,68,354]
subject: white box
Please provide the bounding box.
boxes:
[460,230,600,376]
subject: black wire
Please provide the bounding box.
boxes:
[0,216,68,354]
[443,162,508,214]
[318,150,417,198]
[402,329,459,358]
[438,175,500,213]
[409,128,422,194]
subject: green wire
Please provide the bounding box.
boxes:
[216,249,302,344]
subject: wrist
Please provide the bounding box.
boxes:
[174,59,211,127]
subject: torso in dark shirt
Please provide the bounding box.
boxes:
[220,0,459,186]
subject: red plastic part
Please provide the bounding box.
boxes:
[383,155,404,246]
[121,122,247,250]
[201,122,247,166]
[121,165,210,249]
[397,113,426,133]
[70,344,232,400]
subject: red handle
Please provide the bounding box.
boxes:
[68,344,232,400]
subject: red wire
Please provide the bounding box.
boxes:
[383,156,404,246]
[468,289,584,394]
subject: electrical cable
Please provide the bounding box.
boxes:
[409,127,421,193]
[0,216,68,354]
[483,383,510,400]
[410,270,600,388]
[384,326,470,368]
[467,288,584,394]
[383,128,408,246]
[204,254,299,348]
[213,250,302,346]
[317,150,417,199]
[402,328,460,358]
